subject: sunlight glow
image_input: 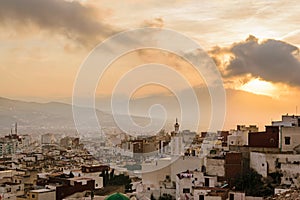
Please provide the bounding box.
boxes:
[240,78,277,97]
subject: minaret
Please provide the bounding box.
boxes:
[174,118,180,134]
[15,122,18,135]
[171,118,183,156]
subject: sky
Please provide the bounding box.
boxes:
[0,0,299,131]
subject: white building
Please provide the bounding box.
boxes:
[140,155,203,199]
[228,125,258,147]
[272,114,300,127]
[271,115,300,152]
[27,188,56,200]
[176,169,219,200]
[0,170,25,200]
[170,119,184,156]
[205,156,225,177]
[250,152,300,187]
[182,130,197,145]
[63,169,104,190]
[281,126,300,152]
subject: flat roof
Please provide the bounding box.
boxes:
[30,189,55,193]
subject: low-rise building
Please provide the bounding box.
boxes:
[176,169,221,200]
[250,151,300,188]
[281,126,300,152]
[25,188,56,200]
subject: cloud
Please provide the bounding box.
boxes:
[211,35,300,87]
[0,0,116,46]
[142,17,164,28]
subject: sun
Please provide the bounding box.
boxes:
[240,78,277,97]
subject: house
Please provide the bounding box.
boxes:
[228,125,258,147]
[193,187,228,200]
[24,188,56,200]
[250,151,300,188]
[248,126,279,148]
[176,169,221,200]
[281,126,300,152]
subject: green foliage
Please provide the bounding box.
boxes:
[233,168,275,197]
[269,172,282,185]
[233,168,264,196]
[100,169,132,191]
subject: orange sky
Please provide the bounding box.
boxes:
[0,0,299,130]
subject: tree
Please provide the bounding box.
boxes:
[233,168,263,196]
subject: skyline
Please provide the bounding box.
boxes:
[0,0,300,130]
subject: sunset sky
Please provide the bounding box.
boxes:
[0,0,299,131]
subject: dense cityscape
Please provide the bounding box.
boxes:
[0,113,299,199]
[1,0,300,199]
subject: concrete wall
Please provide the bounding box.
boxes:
[250,152,300,178]
[250,152,268,177]
[281,127,300,152]
[141,158,172,188]
[194,189,209,200]
[281,163,300,187]
[245,197,263,200]
[274,188,290,195]
[28,190,56,200]
[248,126,279,148]
[176,176,194,200]
[206,158,225,177]
[228,192,245,200]
[206,196,223,200]
[141,156,202,190]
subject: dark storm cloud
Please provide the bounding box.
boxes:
[0,0,115,46]
[214,35,300,86]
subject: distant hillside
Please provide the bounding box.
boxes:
[0,87,294,135]
[0,97,151,135]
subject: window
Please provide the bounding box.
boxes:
[229,193,234,200]
[285,137,291,145]
[183,188,190,193]
[205,178,209,187]
[32,194,35,198]
[199,195,204,200]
